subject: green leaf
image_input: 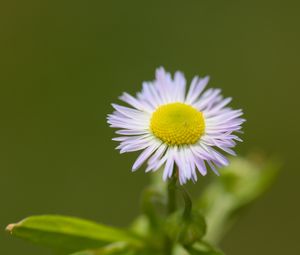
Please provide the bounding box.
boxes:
[70,251,97,255]
[165,210,206,246]
[70,245,158,255]
[174,243,224,255]
[188,249,224,255]
[140,187,165,230]
[186,242,225,255]
[173,245,191,255]
[130,215,151,238]
[69,242,135,255]
[70,250,136,255]
[197,155,280,244]
[6,215,144,252]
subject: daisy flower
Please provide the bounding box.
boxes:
[107,68,245,184]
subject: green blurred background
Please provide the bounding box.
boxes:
[0,0,299,254]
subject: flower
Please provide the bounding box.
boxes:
[107,68,245,184]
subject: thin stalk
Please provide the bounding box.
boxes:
[165,169,177,255]
[167,174,177,214]
[179,185,192,220]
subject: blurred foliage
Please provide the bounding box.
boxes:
[165,210,206,246]
[6,156,280,255]
[197,155,280,244]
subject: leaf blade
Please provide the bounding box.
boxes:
[6,215,143,252]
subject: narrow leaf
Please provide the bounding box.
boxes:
[69,242,131,255]
[6,215,143,252]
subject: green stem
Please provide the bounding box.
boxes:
[165,171,177,255]
[167,175,177,214]
[179,185,192,220]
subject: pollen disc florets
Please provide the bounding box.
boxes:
[150,103,205,145]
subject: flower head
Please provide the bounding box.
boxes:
[107,68,245,184]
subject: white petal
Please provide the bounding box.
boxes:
[119,93,153,112]
[204,97,232,117]
[116,129,149,135]
[186,76,209,104]
[146,152,168,172]
[194,157,207,176]
[147,143,168,166]
[163,149,175,181]
[194,89,221,110]
[173,71,186,102]
[111,104,145,118]
[207,161,220,176]
[132,141,161,171]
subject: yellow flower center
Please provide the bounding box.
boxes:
[150,103,205,145]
